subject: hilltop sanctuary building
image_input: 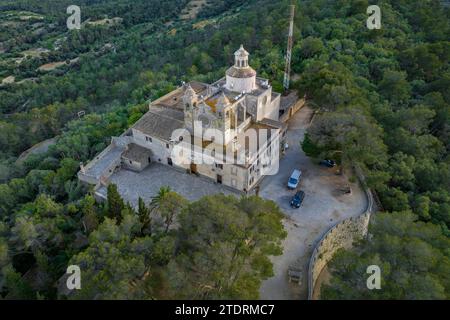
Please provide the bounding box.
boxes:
[78,46,288,194]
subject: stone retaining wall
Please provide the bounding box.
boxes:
[280,98,305,123]
[307,169,374,299]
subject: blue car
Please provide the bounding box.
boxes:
[290,191,305,208]
[319,159,336,168]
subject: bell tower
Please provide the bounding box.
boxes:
[183,84,197,132]
[216,92,231,131]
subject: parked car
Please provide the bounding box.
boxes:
[287,169,302,189]
[290,191,305,208]
[319,159,336,168]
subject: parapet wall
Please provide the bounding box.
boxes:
[280,98,305,123]
[307,168,374,299]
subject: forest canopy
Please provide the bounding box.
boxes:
[0,0,448,300]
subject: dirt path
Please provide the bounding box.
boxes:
[16,137,57,164]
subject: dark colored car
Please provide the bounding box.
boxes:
[319,159,336,168]
[290,191,305,208]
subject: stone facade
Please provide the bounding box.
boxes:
[279,92,306,123]
[121,143,152,172]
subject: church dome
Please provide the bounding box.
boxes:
[225,66,257,78]
[225,45,257,92]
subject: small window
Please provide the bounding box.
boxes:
[129,160,132,164]
[215,163,223,170]
[231,167,238,175]
[146,136,152,143]
[166,143,170,149]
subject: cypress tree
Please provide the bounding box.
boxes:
[106,184,125,222]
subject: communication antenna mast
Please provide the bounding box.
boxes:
[283,4,295,92]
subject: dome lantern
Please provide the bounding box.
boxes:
[225,45,257,93]
[234,44,249,68]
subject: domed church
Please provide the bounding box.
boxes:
[79,46,288,194]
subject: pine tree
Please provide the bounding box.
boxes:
[106,184,124,223]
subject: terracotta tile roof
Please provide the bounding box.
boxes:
[132,106,184,141]
[122,143,152,163]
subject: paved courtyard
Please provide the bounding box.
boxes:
[258,106,367,300]
[97,163,239,206]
